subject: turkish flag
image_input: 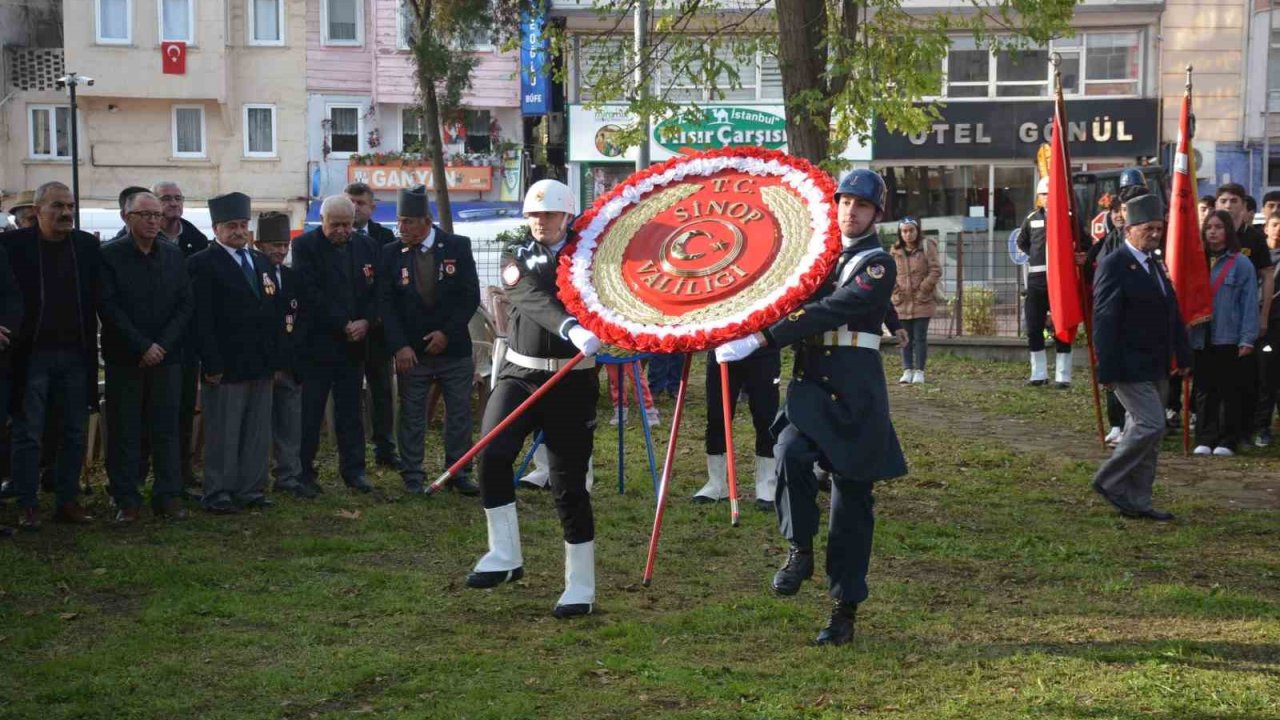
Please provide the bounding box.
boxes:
[162,41,186,75]
[1165,88,1213,326]
[1044,94,1085,344]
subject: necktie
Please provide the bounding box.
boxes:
[276,268,283,293]
[1147,255,1164,295]
[237,249,259,297]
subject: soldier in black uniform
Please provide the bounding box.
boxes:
[1018,177,1075,388]
[716,169,907,645]
[464,179,603,619]
[695,348,781,510]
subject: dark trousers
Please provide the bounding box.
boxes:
[774,423,875,604]
[365,330,396,460]
[477,371,597,543]
[397,355,474,487]
[105,363,182,510]
[704,350,779,457]
[900,317,930,371]
[300,361,366,484]
[1106,389,1125,428]
[11,350,89,509]
[647,354,684,395]
[1239,349,1260,437]
[1193,345,1244,450]
[1255,324,1280,433]
[1024,284,1073,353]
[178,361,200,486]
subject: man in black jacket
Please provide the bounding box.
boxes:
[346,182,398,468]
[292,195,380,494]
[378,185,479,494]
[99,191,193,521]
[0,244,22,536]
[189,192,280,513]
[2,181,101,530]
[254,212,308,498]
[153,181,210,493]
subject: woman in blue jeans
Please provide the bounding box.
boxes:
[889,218,942,384]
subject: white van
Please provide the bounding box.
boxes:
[77,207,214,242]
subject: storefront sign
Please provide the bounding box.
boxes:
[874,99,1159,160]
[519,2,549,116]
[569,104,872,163]
[347,165,494,192]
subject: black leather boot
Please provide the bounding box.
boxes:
[465,567,524,588]
[771,544,814,596]
[815,600,857,646]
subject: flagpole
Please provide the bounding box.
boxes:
[1182,65,1194,456]
[1053,55,1107,448]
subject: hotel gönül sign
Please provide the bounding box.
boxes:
[568,105,872,163]
[346,165,494,193]
[873,98,1159,160]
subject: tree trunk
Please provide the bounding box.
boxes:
[416,0,454,233]
[775,0,830,164]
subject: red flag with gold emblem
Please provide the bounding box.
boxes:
[1045,93,1085,344]
[1165,81,1212,326]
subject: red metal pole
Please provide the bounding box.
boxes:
[426,352,586,494]
[1182,373,1192,456]
[719,362,741,527]
[642,353,693,587]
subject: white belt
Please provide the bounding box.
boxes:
[505,348,596,371]
[811,330,882,349]
[1028,264,1047,273]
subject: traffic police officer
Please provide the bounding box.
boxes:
[1018,177,1075,388]
[378,185,480,495]
[464,179,603,619]
[715,169,908,646]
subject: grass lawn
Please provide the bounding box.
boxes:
[1,352,1277,719]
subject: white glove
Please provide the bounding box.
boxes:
[714,334,763,363]
[567,325,602,357]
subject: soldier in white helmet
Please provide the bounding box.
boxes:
[464,179,603,618]
[1017,176,1075,388]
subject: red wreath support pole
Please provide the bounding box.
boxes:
[642,353,693,587]
[719,363,741,527]
[426,351,587,495]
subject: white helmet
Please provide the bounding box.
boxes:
[1036,177,1050,195]
[523,179,575,215]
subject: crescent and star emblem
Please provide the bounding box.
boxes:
[659,219,746,278]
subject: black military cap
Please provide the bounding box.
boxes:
[1125,194,1165,227]
[256,212,291,244]
[208,192,251,225]
[397,184,430,219]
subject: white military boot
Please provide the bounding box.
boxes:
[465,503,524,588]
[754,455,777,511]
[1027,350,1048,386]
[518,444,549,489]
[553,540,595,618]
[693,454,729,503]
[1054,350,1073,389]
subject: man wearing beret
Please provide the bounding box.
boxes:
[377,185,480,494]
[188,192,281,513]
[1091,194,1192,522]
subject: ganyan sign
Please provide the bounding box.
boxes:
[346,165,494,192]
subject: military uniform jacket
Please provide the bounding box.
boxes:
[378,229,479,361]
[188,243,280,383]
[762,232,907,483]
[270,264,303,378]
[291,228,381,365]
[1018,207,1049,288]
[497,231,582,381]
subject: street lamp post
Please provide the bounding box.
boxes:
[55,72,93,230]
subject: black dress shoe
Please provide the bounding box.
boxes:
[1054,382,1071,390]
[1122,507,1175,522]
[1090,480,1137,515]
[297,481,322,498]
[346,477,374,494]
[403,482,426,495]
[755,499,775,512]
[1027,379,1048,387]
[375,454,400,469]
[205,497,238,515]
[243,496,275,509]
[690,495,720,505]
[516,479,546,491]
[465,567,524,588]
[815,600,857,646]
[450,476,480,496]
[553,602,593,619]
[772,544,814,596]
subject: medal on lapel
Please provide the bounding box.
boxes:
[363,263,374,285]
[443,259,457,276]
[262,272,277,296]
[285,314,295,334]
[400,267,411,286]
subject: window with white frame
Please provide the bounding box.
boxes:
[464,109,491,153]
[759,53,783,100]
[1269,20,1280,112]
[397,0,416,50]
[249,0,284,45]
[244,104,277,157]
[28,105,71,159]
[581,38,781,103]
[159,0,193,43]
[402,107,424,151]
[945,31,1141,99]
[172,105,206,158]
[322,0,362,45]
[946,38,1048,98]
[96,0,131,44]
[327,105,361,155]
[577,37,631,103]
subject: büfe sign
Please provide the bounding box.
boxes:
[346,165,493,192]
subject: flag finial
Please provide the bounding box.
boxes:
[1184,65,1193,92]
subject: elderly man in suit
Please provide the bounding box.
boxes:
[292,195,381,494]
[1091,194,1192,522]
[377,185,480,495]
[188,192,281,513]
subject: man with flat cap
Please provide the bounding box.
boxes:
[292,195,381,494]
[188,192,281,513]
[4,191,37,232]
[254,212,308,498]
[377,185,480,494]
[1091,193,1192,522]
